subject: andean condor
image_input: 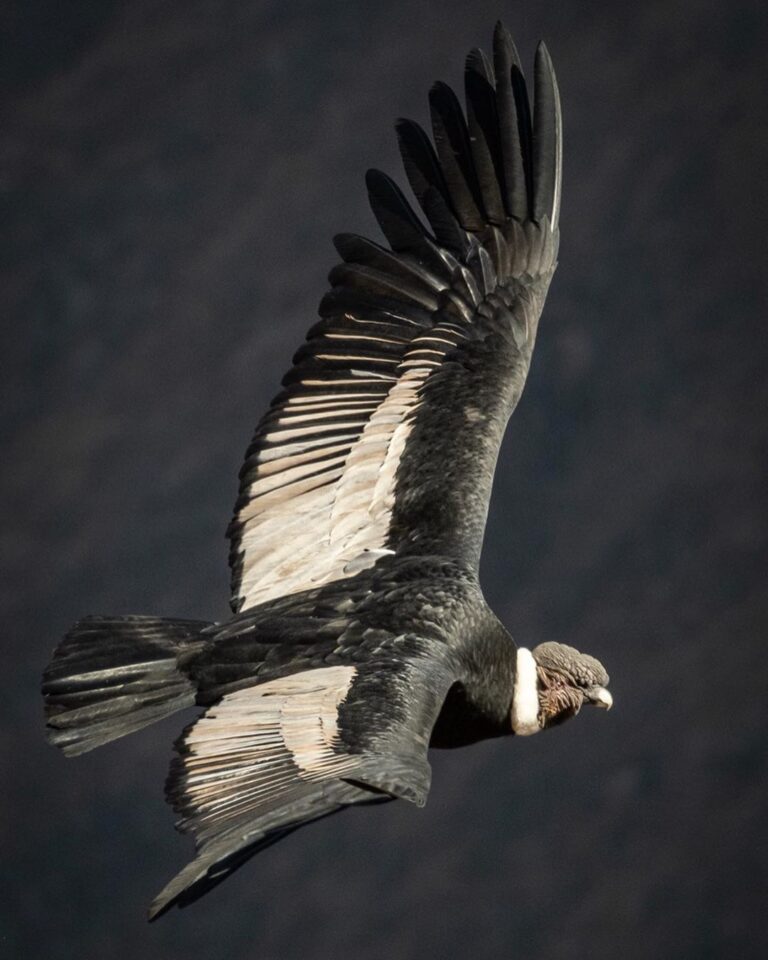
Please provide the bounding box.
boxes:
[42,22,613,920]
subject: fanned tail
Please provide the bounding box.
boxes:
[43,616,210,756]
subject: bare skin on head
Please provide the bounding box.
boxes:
[512,642,612,735]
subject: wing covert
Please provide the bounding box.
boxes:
[228,26,562,613]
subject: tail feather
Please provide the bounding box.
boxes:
[43,616,210,756]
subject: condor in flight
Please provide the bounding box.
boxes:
[43,23,612,919]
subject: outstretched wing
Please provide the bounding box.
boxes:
[150,643,456,919]
[228,24,562,613]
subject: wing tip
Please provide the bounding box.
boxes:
[493,20,522,70]
[378,23,562,247]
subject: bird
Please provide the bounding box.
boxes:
[42,22,613,920]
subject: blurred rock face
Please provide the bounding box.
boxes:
[3,1,767,958]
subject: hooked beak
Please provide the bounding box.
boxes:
[587,686,613,710]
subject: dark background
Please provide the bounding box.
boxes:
[3,1,767,958]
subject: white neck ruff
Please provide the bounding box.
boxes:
[511,647,541,736]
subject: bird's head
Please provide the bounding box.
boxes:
[510,642,612,735]
[532,641,612,729]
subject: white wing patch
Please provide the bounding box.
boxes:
[177,666,359,843]
[233,355,440,610]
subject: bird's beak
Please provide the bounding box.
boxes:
[587,686,613,710]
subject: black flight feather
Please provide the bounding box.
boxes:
[532,42,562,226]
[328,263,441,312]
[492,21,528,220]
[510,63,534,214]
[364,168,429,252]
[396,118,451,213]
[333,233,447,292]
[418,186,471,257]
[364,169,451,277]
[464,48,506,225]
[428,81,485,231]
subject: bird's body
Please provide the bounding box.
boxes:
[189,554,516,745]
[42,23,612,919]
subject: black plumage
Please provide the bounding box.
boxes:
[42,23,613,921]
